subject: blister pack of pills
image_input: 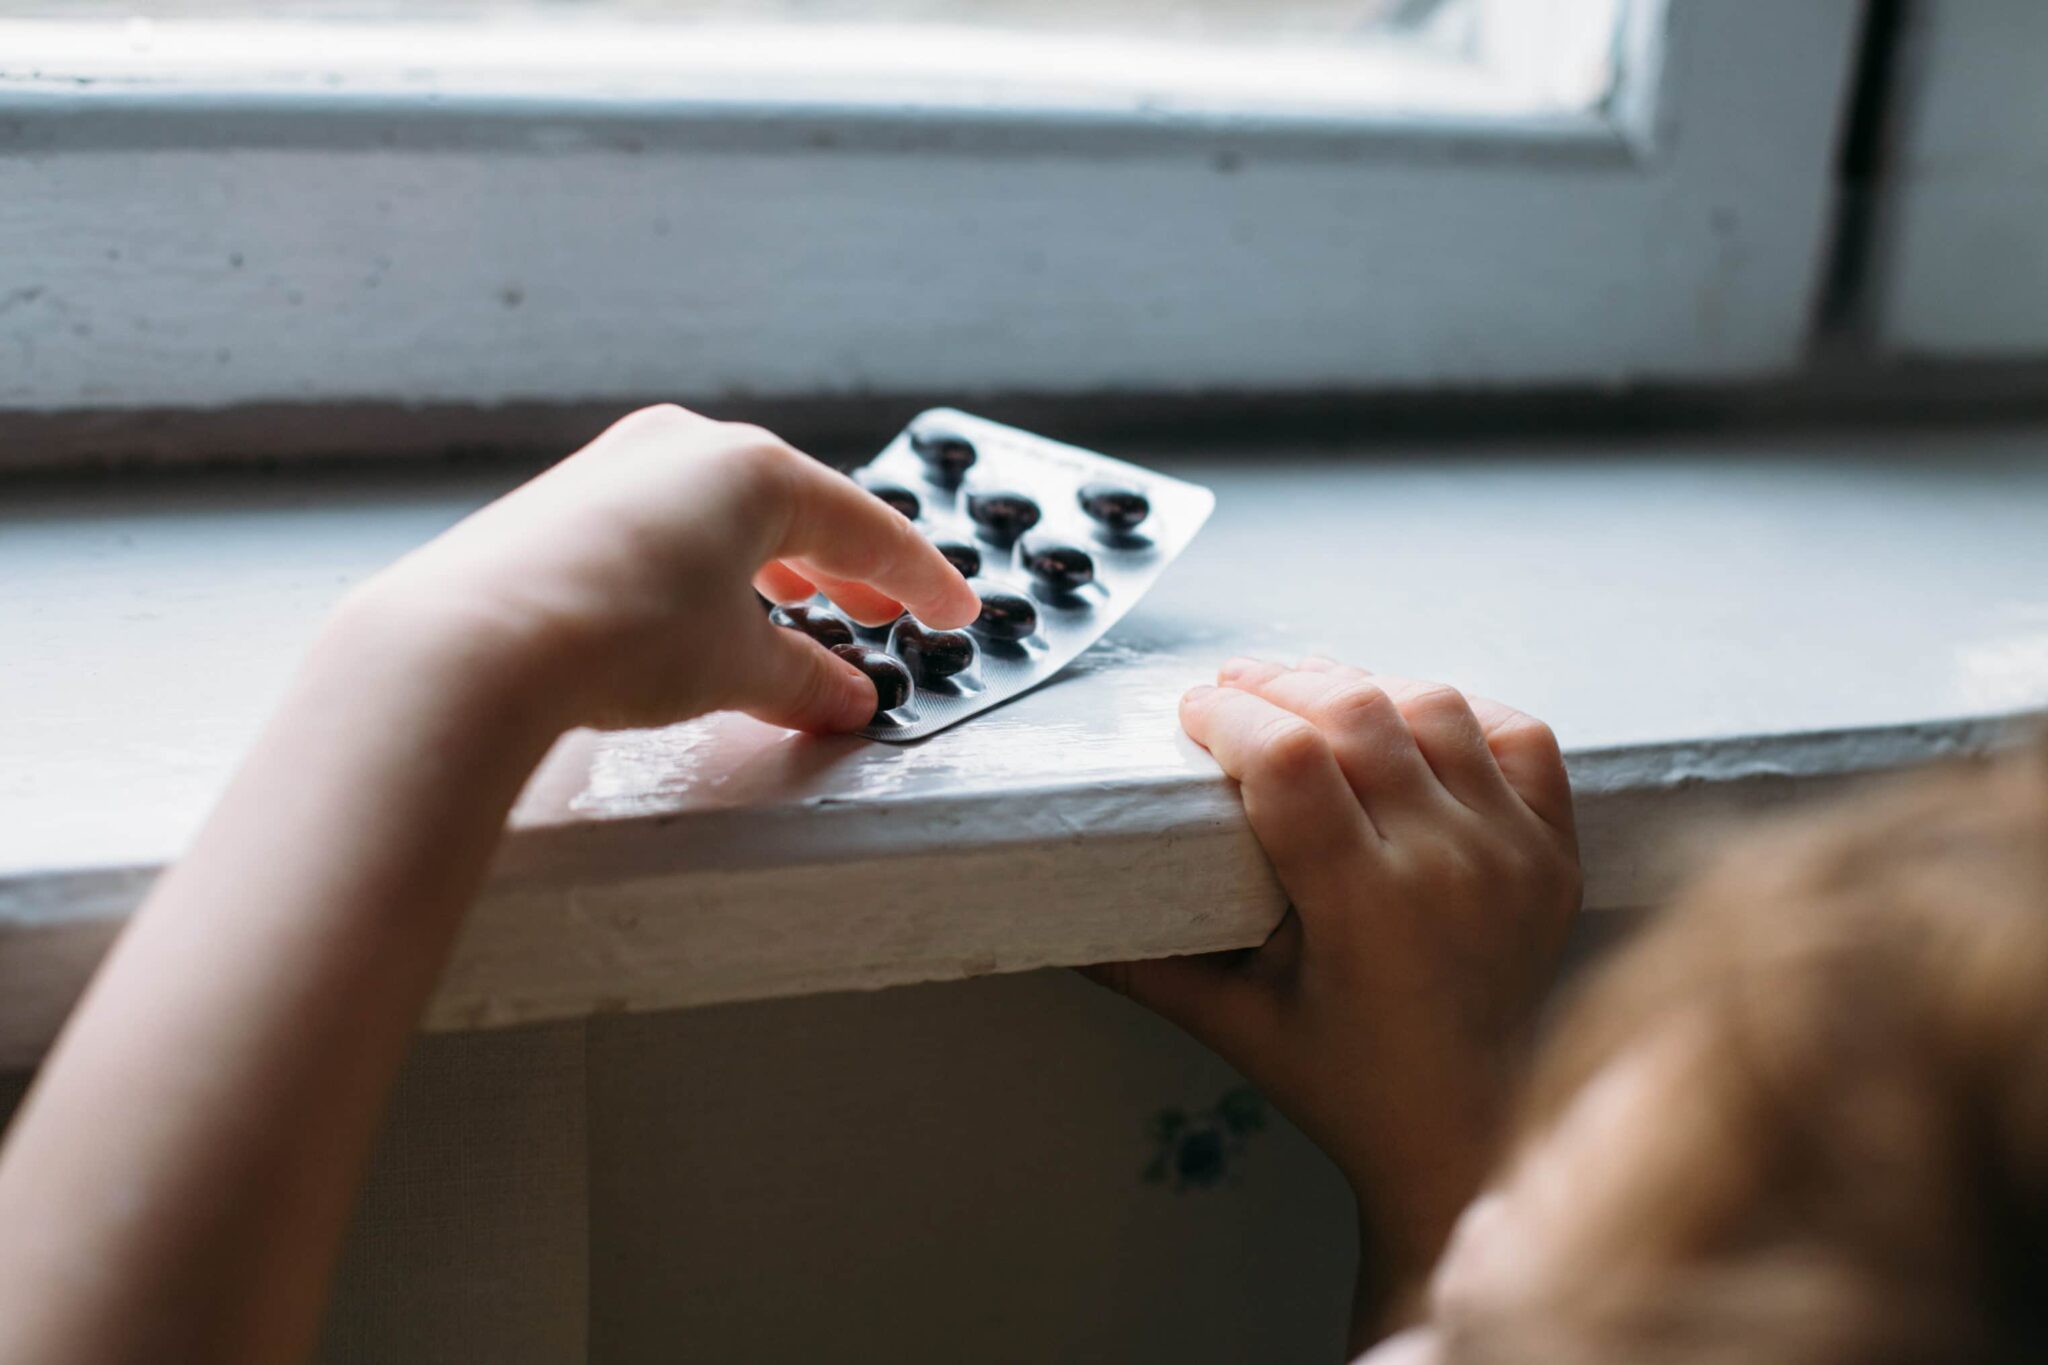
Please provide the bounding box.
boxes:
[770,409,1215,742]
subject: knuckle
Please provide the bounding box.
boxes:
[1398,836,1470,895]
[718,420,791,456]
[717,430,799,511]
[1249,718,1332,788]
[614,402,695,435]
[718,423,800,476]
[1495,712,1563,764]
[1318,679,1396,731]
[1403,682,1474,728]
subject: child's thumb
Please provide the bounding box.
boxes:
[740,621,877,733]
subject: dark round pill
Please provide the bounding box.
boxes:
[966,490,1041,542]
[1022,541,1095,595]
[768,602,853,649]
[909,428,977,483]
[861,479,921,521]
[889,618,975,682]
[971,590,1038,643]
[831,643,911,715]
[931,539,981,579]
[1078,483,1150,533]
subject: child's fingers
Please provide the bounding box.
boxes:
[1360,675,1522,817]
[753,559,906,629]
[730,616,876,733]
[1294,655,1367,676]
[1214,660,1446,826]
[791,567,904,627]
[1180,684,1383,914]
[1465,696,1576,837]
[752,560,817,603]
[1280,656,1524,819]
[756,440,980,630]
[1296,656,1564,824]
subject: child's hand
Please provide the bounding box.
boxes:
[0,407,978,1363]
[1097,657,1579,1325]
[352,403,981,733]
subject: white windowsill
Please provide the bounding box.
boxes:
[6,421,2046,1065]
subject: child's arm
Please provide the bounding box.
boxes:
[0,405,979,1365]
[1094,658,1581,1350]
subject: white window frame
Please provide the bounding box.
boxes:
[0,0,1865,416]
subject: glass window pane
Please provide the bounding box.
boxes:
[1,0,1626,119]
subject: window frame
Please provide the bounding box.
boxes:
[0,0,1867,418]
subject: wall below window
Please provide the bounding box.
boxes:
[5,973,1364,1364]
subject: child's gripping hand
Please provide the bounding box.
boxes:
[350,404,981,734]
[1096,657,1580,1307]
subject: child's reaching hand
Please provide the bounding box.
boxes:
[0,405,981,1365]
[1095,658,1580,1340]
[358,402,981,734]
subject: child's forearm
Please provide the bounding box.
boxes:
[0,588,567,1364]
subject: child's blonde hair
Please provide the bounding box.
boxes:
[1448,732,2048,1364]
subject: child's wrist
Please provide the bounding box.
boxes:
[1334,1090,1504,1312]
[1346,1173,1469,1349]
[321,577,585,746]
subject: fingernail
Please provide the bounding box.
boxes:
[1217,656,1266,680]
[1184,684,1216,701]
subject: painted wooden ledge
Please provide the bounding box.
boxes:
[1,714,2028,1068]
[7,428,2048,1066]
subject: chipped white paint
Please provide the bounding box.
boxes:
[5,425,2048,1064]
[0,0,1863,412]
